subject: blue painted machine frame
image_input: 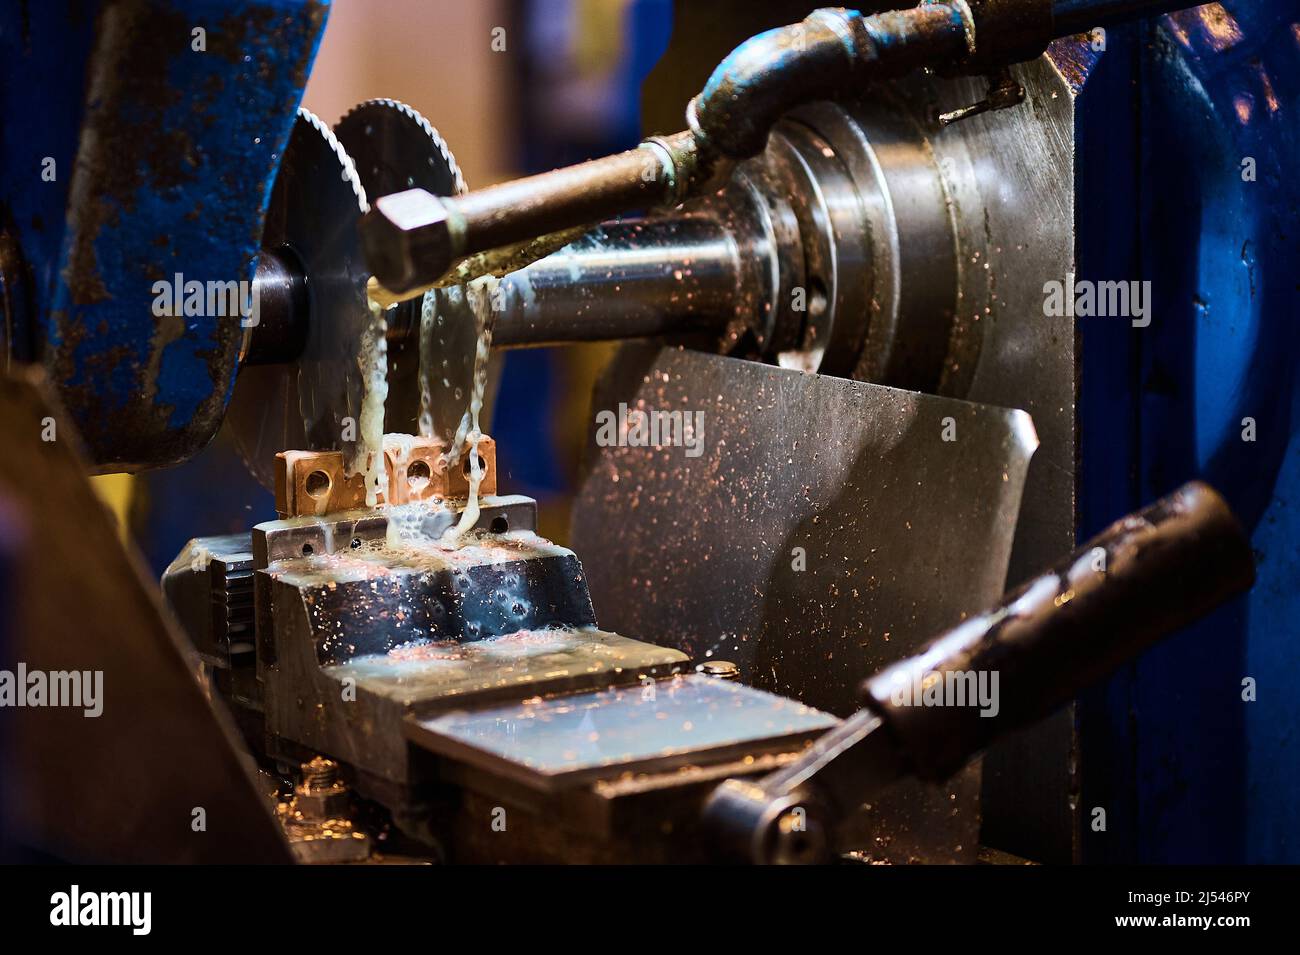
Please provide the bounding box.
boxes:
[0,0,328,470]
[1078,2,1300,863]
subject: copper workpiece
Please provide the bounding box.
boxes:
[274,435,497,518]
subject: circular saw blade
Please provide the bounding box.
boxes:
[336,97,466,198]
[228,107,370,489]
[335,99,471,446]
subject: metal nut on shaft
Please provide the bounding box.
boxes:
[279,756,371,863]
[697,660,741,680]
[294,757,350,820]
[360,188,460,295]
[300,756,339,790]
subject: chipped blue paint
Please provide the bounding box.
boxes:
[1,0,328,469]
[1079,0,1300,863]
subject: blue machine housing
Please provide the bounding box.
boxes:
[1078,2,1300,863]
[0,0,328,470]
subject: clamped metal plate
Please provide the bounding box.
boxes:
[407,674,838,792]
[273,435,497,516]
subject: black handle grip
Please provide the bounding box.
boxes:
[860,481,1254,782]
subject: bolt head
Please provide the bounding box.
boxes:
[360,188,455,294]
[294,787,350,820]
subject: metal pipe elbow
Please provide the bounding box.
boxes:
[691,5,970,161]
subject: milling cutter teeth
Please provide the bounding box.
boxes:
[227,107,372,489]
[228,100,474,491]
[300,105,370,212]
[334,98,476,452]
[337,97,467,198]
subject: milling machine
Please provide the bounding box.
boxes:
[0,0,1295,865]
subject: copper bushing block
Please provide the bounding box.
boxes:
[275,450,371,518]
[275,435,498,518]
[384,437,450,505]
[445,435,497,499]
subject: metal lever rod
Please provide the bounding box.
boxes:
[704,481,1255,863]
[359,131,706,298]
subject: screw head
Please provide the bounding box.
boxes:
[697,659,740,680]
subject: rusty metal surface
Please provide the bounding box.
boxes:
[0,364,289,862]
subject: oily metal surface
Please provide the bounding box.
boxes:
[335,99,470,440]
[573,345,1037,716]
[228,108,370,488]
[409,674,837,792]
[339,627,687,711]
[257,524,687,788]
[570,346,1036,861]
[912,50,1083,863]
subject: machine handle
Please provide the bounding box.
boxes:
[704,481,1253,863]
[860,481,1254,782]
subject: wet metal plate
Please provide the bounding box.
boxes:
[572,346,1038,717]
[331,626,687,707]
[570,345,1036,862]
[407,673,837,791]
